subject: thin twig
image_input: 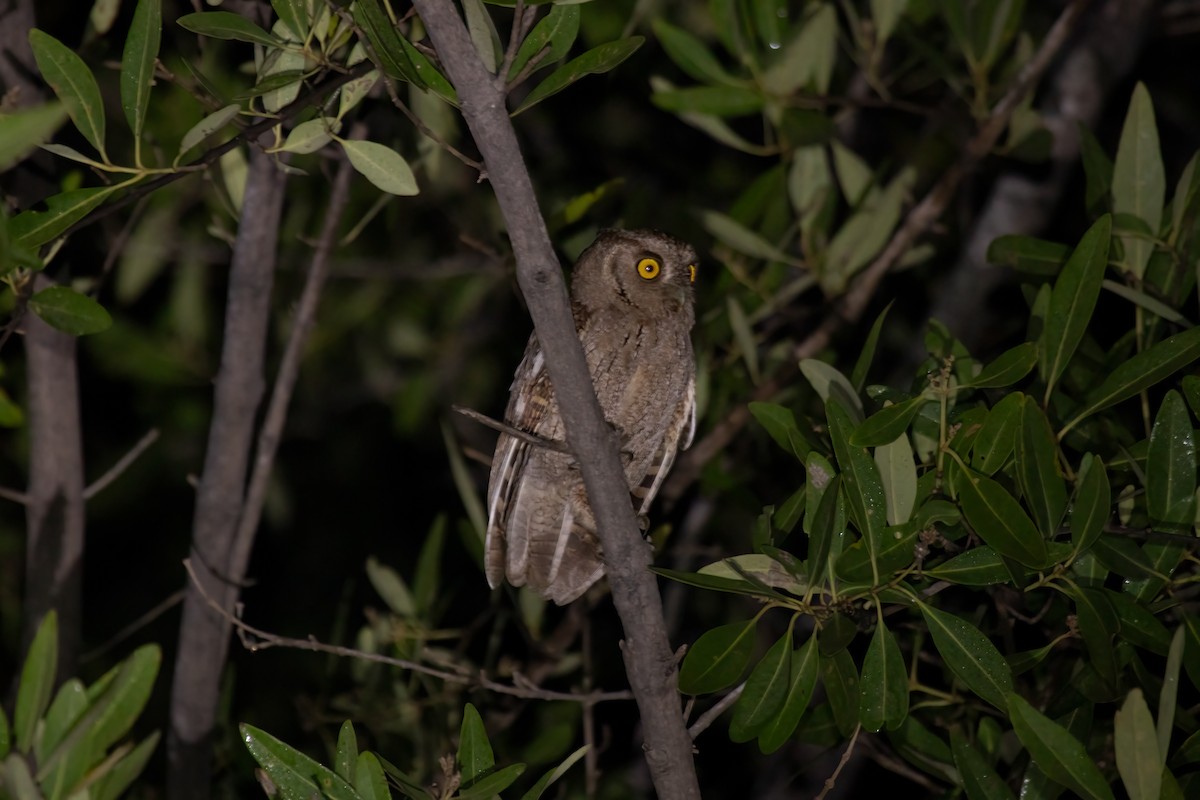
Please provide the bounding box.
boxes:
[505,44,552,93]
[815,724,862,800]
[497,0,529,90]
[224,126,359,607]
[181,559,632,704]
[81,588,185,662]
[83,428,160,500]
[0,486,28,504]
[452,404,571,453]
[665,0,1093,499]
[687,682,744,739]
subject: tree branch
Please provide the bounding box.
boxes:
[167,142,287,800]
[410,1,702,796]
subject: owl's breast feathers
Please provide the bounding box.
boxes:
[484,304,696,605]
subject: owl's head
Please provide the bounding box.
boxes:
[569,229,698,321]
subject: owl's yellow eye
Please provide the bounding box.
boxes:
[637,257,661,280]
[688,264,697,283]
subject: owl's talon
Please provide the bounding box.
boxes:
[637,514,650,533]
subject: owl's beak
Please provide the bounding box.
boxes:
[665,284,688,313]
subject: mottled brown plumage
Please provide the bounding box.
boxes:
[485,229,698,604]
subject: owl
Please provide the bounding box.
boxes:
[485,229,698,605]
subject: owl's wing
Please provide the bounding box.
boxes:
[633,372,696,515]
[485,334,552,589]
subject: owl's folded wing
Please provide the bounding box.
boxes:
[633,372,696,515]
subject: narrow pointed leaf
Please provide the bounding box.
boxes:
[28,286,112,335]
[1112,83,1164,280]
[177,103,240,160]
[957,469,1048,568]
[29,30,107,158]
[335,721,357,782]
[1115,688,1161,800]
[851,301,893,391]
[11,184,122,247]
[850,395,924,447]
[121,0,161,140]
[354,752,389,800]
[177,11,280,46]
[519,745,588,800]
[859,622,908,732]
[961,342,1037,389]
[91,731,160,800]
[950,729,1015,800]
[513,37,643,115]
[679,619,757,695]
[1071,455,1109,555]
[1146,391,1196,531]
[241,723,359,800]
[459,763,526,798]
[1039,215,1111,396]
[730,627,793,742]
[15,611,57,753]
[511,5,580,80]
[802,360,863,421]
[828,400,888,581]
[458,704,493,783]
[875,433,917,525]
[919,602,1012,710]
[821,650,860,736]
[971,391,1022,475]
[806,474,841,585]
[924,547,1010,586]
[1017,399,1067,538]
[986,235,1069,276]
[1007,694,1114,800]
[1159,626,1185,762]
[757,637,820,754]
[1072,586,1118,688]
[748,401,814,461]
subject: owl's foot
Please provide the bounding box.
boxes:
[637,513,650,533]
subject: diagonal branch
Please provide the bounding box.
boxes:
[409,1,701,797]
[663,0,1093,501]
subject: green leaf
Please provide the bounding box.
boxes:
[651,18,735,85]
[835,521,917,582]
[83,643,160,756]
[241,723,360,800]
[0,102,67,172]
[875,433,917,526]
[459,763,526,798]
[919,602,1012,710]
[91,732,160,800]
[1112,83,1164,280]
[1017,399,1067,538]
[519,745,588,800]
[851,301,893,391]
[702,210,797,263]
[727,295,760,384]
[11,184,120,248]
[513,37,644,115]
[1115,689,1161,800]
[823,168,915,292]
[971,391,1021,475]
[340,139,419,196]
[177,11,280,46]
[871,0,910,45]
[458,704,493,784]
[806,474,841,585]
[1160,627,1185,761]
[957,468,1048,568]
[652,85,764,117]
[730,626,793,742]
[850,395,924,447]
[1071,455,1109,556]
[15,611,57,753]
[1146,391,1196,531]
[1102,279,1192,327]
[511,5,580,80]
[3,752,40,799]
[1106,590,1171,655]
[1040,214,1111,399]
[1072,586,1118,688]
[413,515,446,616]
[354,752,389,800]
[353,0,423,88]
[37,679,86,761]
[679,619,757,694]
[29,30,107,159]
[962,342,1037,389]
[859,621,908,732]
[1091,534,1160,580]
[365,556,415,616]
[803,360,863,421]
[821,650,860,736]
[950,728,1015,800]
[176,103,241,161]
[757,636,820,754]
[762,3,837,95]
[925,547,1010,586]
[1007,693,1114,800]
[335,721,357,783]
[461,0,501,71]
[986,234,1069,277]
[652,566,775,599]
[1061,326,1200,437]
[0,705,9,758]
[748,401,813,460]
[828,400,888,582]
[271,0,309,40]
[121,0,161,145]
[278,117,341,155]
[376,756,434,800]
[28,286,112,335]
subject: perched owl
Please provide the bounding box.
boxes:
[485,229,698,605]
